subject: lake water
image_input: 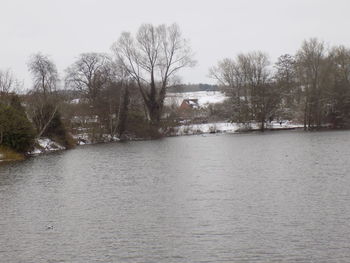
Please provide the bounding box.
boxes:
[1,130,350,262]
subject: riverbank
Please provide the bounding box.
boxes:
[0,138,66,164]
[0,121,330,163]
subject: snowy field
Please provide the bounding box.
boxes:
[164,91,228,107]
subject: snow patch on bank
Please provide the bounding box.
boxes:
[29,137,65,155]
[170,121,304,136]
[172,122,239,135]
[73,133,120,145]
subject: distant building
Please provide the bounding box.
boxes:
[179,99,200,111]
[178,99,207,119]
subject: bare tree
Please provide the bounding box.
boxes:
[0,69,15,94]
[112,23,196,126]
[65,53,114,106]
[327,45,350,127]
[209,58,248,122]
[296,38,328,129]
[28,53,58,95]
[0,69,22,105]
[113,66,132,139]
[65,53,118,141]
[243,52,275,130]
[210,51,276,130]
[273,54,302,120]
[27,53,60,138]
[209,58,237,95]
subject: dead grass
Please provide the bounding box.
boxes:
[0,146,25,163]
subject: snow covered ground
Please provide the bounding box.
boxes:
[170,121,304,136]
[29,138,66,155]
[165,91,228,107]
[172,122,239,135]
[266,120,303,129]
[72,133,120,145]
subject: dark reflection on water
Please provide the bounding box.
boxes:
[1,130,350,262]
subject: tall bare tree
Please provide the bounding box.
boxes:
[209,57,249,122]
[28,53,58,95]
[27,53,60,138]
[274,54,301,120]
[327,46,350,127]
[112,23,196,126]
[296,38,328,129]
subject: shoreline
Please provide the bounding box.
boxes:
[0,124,347,164]
[166,121,305,137]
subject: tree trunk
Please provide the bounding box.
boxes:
[260,115,265,132]
[147,101,161,126]
[117,85,130,139]
[36,105,58,139]
[304,99,308,131]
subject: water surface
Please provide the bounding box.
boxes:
[1,130,350,262]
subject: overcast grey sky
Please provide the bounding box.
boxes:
[1,0,350,88]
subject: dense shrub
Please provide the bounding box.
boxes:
[124,111,162,139]
[0,103,35,152]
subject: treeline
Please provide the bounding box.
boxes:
[0,23,195,153]
[1,25,350,154]
[210,38,350,130]
[0,55,74,153]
